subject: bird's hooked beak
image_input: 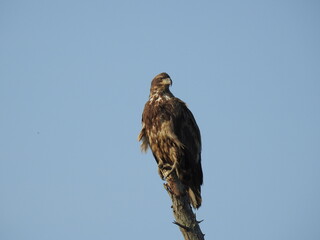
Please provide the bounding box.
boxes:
[162,78,172,86]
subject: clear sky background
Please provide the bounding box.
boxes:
[1,1,319,239]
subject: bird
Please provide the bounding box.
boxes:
[138,72,203,209]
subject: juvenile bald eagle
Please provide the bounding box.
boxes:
[138,72,203,209]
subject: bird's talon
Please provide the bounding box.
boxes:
[163,168,175,180]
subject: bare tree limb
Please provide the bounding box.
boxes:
[162,170,205,240]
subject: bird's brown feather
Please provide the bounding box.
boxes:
[138,72,203,208]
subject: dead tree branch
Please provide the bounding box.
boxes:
[162,170,205,240]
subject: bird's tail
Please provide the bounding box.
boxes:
[188,187,202,209]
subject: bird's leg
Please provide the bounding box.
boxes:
[158,162,174,180]
[157,159,168,180]
[162,161,179,180]
[158,167,164,180]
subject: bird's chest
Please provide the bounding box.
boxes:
[146,120,175,163]
[144,106,168,138]
[145,100,172,125]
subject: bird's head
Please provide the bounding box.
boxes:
[150,72,172,94]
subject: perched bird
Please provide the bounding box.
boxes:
[138,72,203,209]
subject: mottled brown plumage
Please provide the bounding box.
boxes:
[138,72,203,208]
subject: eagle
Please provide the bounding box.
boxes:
[138,72,203,209]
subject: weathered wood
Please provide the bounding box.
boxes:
[163,170,205,240]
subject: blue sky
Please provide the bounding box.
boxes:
[1,0,319,239]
